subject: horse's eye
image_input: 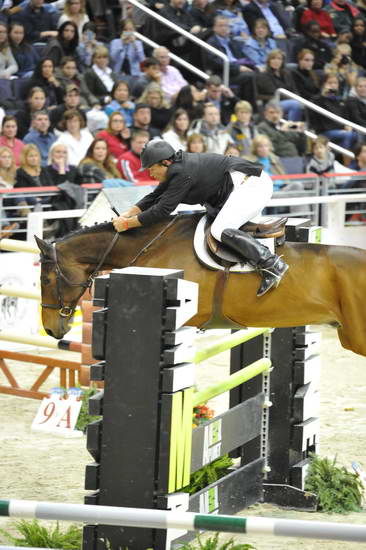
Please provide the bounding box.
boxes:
[41,277,51,285]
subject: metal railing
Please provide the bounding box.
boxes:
[127,0,230,86]
[134,31,208,82]
[278,88,366,136]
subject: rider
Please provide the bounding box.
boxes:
[112,139,289,296]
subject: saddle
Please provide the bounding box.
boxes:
[206,217,287,266]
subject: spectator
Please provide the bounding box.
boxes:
[44,21,80,69]
[49,84,88,131]
[204,75,238,126]
[153,46,187,102]
[291,49,321,102]
[11,0,58,44]
[0,115,24,166]
[54,108,93,165]
[28,57,64,107]
[58,0,89,38]
[109,18,145,76]
[242,0,292,38]
[256,101,307,157]
[0,22,18,79]
[158,0,202,57]
[256,50,303,121]
[346,77,366,129]
[350,17,366,71]
[189,0,215,35]
[308,74,357,153]
[162,108,189,151]
[305,135,336,175]
[325,0,360,34]
[241,18,276,71]
[131,57,161,100]
[55,57,97,107]
[23,111,57,166]
[300,0,336,38]
[8,22,39,78]
[45,141,80,185]
[105,81,135,126]
[82,46,118,106]
[224,143,241,156]
[0,146,16,189]
[96,111,130,160]
[77,22,103,68]
[174,84,206,122]
[350,143,366,171]
[246,134,308,213]
[137,82,172,131]
[130,103,161,139]
[190,102,233,154]
[211,0,250,38]
[324,43,358,98]
[78,138,121,182]
[15,86,47,139]
[15,143,53,192]
[293,21,333,70]
[116,129,154,183]
[227,100,257,156]
[206,16,257,106]
[186,132,207,152]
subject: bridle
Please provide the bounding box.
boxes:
[40,233,119,319]
[39,216,179,319]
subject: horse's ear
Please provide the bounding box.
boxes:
[34,235,53,258]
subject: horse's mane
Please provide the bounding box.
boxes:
[57,222,115,243]
[57,213,204,244]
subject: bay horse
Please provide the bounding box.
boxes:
[35,213,366,358]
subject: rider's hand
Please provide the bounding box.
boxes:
[112,216,130,232]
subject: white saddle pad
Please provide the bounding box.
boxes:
[193,215,275,273]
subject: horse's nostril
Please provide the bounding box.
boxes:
[45,329,54,337]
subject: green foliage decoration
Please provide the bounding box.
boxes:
[183,455,234,495]
[0,519,82,549]
[305,454,363,513]
[178,532,255,549]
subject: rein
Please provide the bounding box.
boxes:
[40,232,119,318]
[127,216,179,267]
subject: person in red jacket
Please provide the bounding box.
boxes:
[96,111,130,160]
[300,0,336,38]
[116,129,155,184]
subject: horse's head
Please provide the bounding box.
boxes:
[36,236,90,339]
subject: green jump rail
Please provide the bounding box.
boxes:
[193,327,271,364]
[192,358,271,407]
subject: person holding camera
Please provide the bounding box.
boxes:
[324,44,358,98]
[109,19,145,77]
[308,74,358,154]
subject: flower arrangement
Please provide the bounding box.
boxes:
[193,404,214,427]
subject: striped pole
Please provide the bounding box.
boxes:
[0,239,39,254]
[0,331,81,352]
[1,500,366,543]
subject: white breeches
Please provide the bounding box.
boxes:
[211,170,273,242]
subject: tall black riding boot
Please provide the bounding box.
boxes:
[221,228,289,297]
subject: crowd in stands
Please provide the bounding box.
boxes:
[1,0,366,233]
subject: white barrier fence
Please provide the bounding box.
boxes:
[1,499,366,543]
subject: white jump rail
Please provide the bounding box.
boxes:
[1,499,366,543]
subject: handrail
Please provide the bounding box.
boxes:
[277,88,366,136]
[127,0,230,87]
[134,31,208,81]
[304,129,354,159]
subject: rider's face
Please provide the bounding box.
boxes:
[148,162,169,181]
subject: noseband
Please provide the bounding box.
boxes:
[40,233,119,319]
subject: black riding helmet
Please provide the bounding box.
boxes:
[140,139,175,170]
